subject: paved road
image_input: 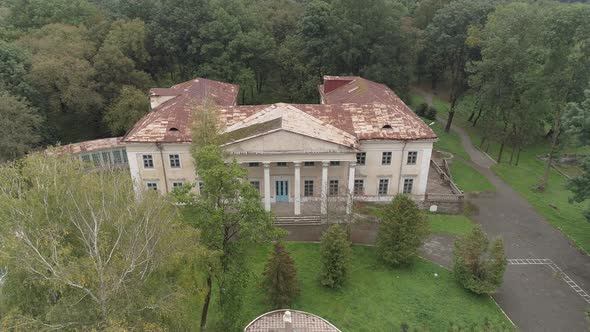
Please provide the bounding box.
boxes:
[443,113,590,331]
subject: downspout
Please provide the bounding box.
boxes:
[156,142,169,194]
[397,141,407,195]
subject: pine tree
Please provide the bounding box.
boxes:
[261,242,300,309]
[453,225,507,294]
[320,224,352,288]
[376,195,430,266]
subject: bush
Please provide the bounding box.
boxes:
[320,224,352,288]
[376,195,430,265]
[425,106,438,120]
[416,102,428,116]
[453,225,507,294]
[261,242,300,308]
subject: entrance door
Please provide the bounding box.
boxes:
[275,180,289,202]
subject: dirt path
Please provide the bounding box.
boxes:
[414,89,590,331]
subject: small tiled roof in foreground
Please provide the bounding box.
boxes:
[123,76,436,143]
[53,137,125,155]
[244,310,341,332]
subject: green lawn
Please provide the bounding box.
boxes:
[450,159,496,193]
[433,94,590,253]
[428,214,475,236]
[208,242,512,331]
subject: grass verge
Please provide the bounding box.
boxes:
[428,214,475,236]
[450,159,495,193]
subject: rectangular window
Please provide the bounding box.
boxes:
[172,181,184,188]
[382,152,392,165]
[102,151,111,165]
[248,162,260,167]
[92,153,101,167]
[81,155,91,163]
[250,181,260,192]
[378,179,389,195]
[169,154,181,168]
[276,162,287,167]
[143,154,154,168]
[356,152,366,165]
[353,179,364,195]
[403,178,414,194]
[329,179,339,196]
[407,151,418,165]
[304,161,315,167]
[146,182,158,191]
[112,150,122,164]
[330,161,340,166]
[122,150,128,163]
[304,180,314,197]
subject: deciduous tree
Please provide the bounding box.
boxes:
[0,90,42,162]
[104,85,149,135]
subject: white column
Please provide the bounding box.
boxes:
[417,148,433,198]
[294,162,301,215]
[126,151,142,199]
[346,161,356,214]
[263,162,271,211]
[321,161,329,215]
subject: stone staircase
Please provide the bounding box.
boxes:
[274,215,322,225]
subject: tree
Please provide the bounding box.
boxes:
[0,152,202,330]
[0,90,42,162]
[0,41,35,99]
[6,0,100,30]
[261,242,300,308]
[424,0,493,132]
[185,105,279,331]
[537,4,590,191]
[453,225,506,294]
[320,224,352,289]
[104,85,149,135]
[562,88,590,221]
[376,195,430,266]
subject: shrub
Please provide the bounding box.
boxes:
[320,224,352,288]
[416,102,428,116]
[425,106,438,120]
[261,242,300,308]
[453,225,507,294]
[376,195,430,266]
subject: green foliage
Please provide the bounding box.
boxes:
[0,153,203,330]
[376,195,430,266]
[453,225,507,294]
[0,90,42,162]
[261,242,300,309]
[416,102,429,117]
[320,224,352,289]
[0,41,34,98]
[563,88,590,147]
[104,85,149,135]
[6,0,100,30]
[424,105,437,120]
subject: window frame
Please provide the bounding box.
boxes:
[356,152,366,165]
[378,178,389,195]
[353,179,364,195]
[328,179,339,196]
[303,180,314,197]
[172,181,184,189]
[169,154,181,168]
[146,182,158,191]
[407,151,418,165]
[102,151,112,165]
[112,150,123,164]
[303,161,315,167]
[381,152,392,165]
[403,178,414,194]
[248,162,260,167]
[250,180,261,192]
[276,162,288,167]
[142,154,154,169]
[329,161,340,166]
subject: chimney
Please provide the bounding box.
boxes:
[323,76,355,94]
[283,311,292,332]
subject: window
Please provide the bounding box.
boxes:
[143,154,154,168]
[169,154,181,168]
[330,161,340,166]
[92,153,101,167]
[81,155,91,163]
[122,150,128,163]
[146,182,158,191]
[102,152,111,165]
[113,150,122,164]
[250,181,260,192]
[172,181,184,189]
[304,180,314,197]
[248,162,260,167]
[378,179,389,195]
[356,152,366,165]
[304,161,315,167]
[329,179,339,196]
[382,152,392,165]
[403,178,414,194]
[407,151,418,165]
[353,179,364,195]
[276,162,287,167]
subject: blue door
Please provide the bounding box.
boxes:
[275,180,289,202]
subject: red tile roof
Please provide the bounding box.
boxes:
[123,76,436,143]
[50,137,125,155]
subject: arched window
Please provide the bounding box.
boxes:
[382,124,392,129]
[169,127,179,132]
